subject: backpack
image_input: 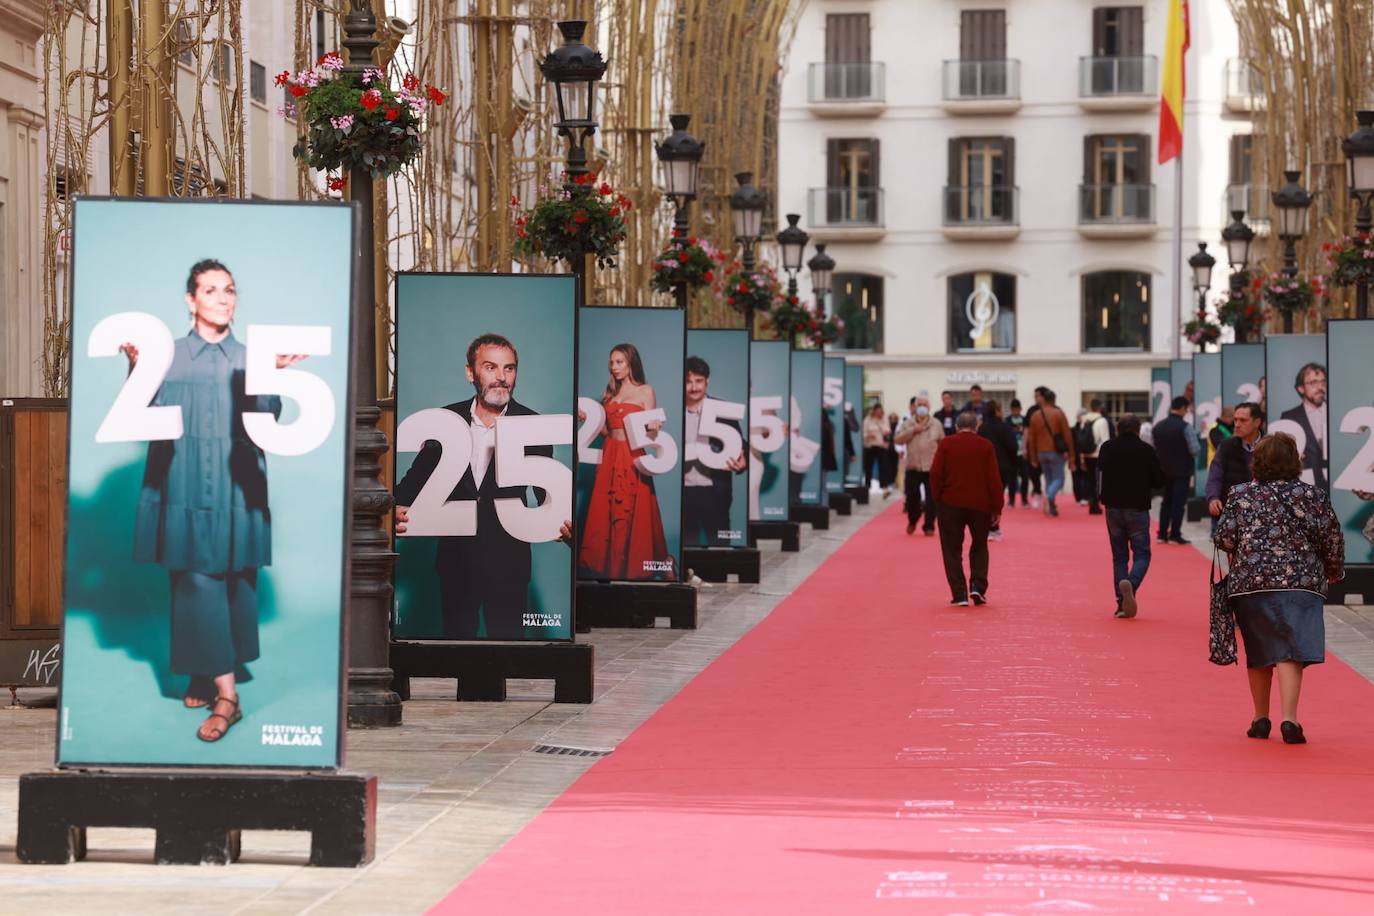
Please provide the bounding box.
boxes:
[1074,422,1097,454]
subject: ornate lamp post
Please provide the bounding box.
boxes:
[341,0,400,726]
[776,213,809,304]
[1271,170,1313,333]
[539,20,606,302]
[1222,209,1256,342]
[807,244,835,310]
[1343,109,1374,319]
[1188,241,1215,351]
[729,172,767,335]
[654,113,706,309]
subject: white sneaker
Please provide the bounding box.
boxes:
[989,530,1003,541]
[1031,495,1041,509]
[1077,499,1089,506]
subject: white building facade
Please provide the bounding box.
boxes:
[779,0,1261,417]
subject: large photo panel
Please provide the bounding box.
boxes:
[1169,357,1193,425]
[1220,343,1265,412]
[394,273,577,642]
[1266,334,1328,489]
[749,340,790,522]
[1327,320,1374,565]
[1150,365,1171,427]
[59,198,355,768]
[576,306,685,582]
[790,350,825,507]
[844,363,864,488]
[684,329,750,548]
[1192,352,1221,496]
[823,357,846,494]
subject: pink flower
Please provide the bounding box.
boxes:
[330,114,354,130]
[362,68,384,86]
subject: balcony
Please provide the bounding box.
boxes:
[1225,58,1265,113]
[806,187,885,241]
[1224,183,1272,234]
[806,63,887,117]
[1078,55,1158,111]
[941,60,1022,114]
[1078,183,1157,238]
[943,185,1020,240]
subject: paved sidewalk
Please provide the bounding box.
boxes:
[0,496,885,914]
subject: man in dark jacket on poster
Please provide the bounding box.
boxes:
[1096,414,1165,618]
[1151,396,1198,544]
[931,412,1004,607]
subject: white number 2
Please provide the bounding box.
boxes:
[576,397,606,465]
[1267,418,1315,486]
[1332,406,1374,493]
[395,408,477,537]
[1151,379,1170,425]
[88,312,184,443]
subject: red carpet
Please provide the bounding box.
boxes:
[435,499,1374,913]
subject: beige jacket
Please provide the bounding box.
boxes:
[894,415,944,471]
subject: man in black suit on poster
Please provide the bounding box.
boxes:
[395,333,570,640]
[682,356,747,547]
[1279,362,1328,489]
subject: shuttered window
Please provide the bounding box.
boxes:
[825,14,870,64]
[825,138,880,223]
[960,11,1006,61]
[1092,7,1144,56]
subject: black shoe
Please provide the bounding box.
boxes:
[1281,720,1307,744]
[906,522,916,535]
[1168,535,1189,545]
[969,591,987,606]
[1247,717,1272,739]
[950,596,970,607]
[1088,506,1103,515]
[1157,533,1169,543]
[1049,504,1059,517]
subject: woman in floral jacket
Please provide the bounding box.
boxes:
[1214,433,1344,745]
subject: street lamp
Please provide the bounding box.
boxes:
[1187,242,1215,352]
[729,172,766,271]
[1343,109,1374,319]
[1221,210,1256,342]
[776,213,809,304]
[540,20,607,184]
[654,113,705,309]
[1272,170,1313,332]
[808,243,835,307]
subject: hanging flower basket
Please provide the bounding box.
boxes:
[1324,233,1374,288]
[647,237,726,294]
[1216,284,1263,330]
[512,173,630,269]
[720,262,783,315]
[1183,311,1222,347]
[278,53,444,185]
[766,299,843,348]
[1258,271,1326,317]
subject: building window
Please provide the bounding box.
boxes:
[315,10,328,64]
[174,20,195,66]
[250,61,267,103]
[824,138,879,224]
[1227,134,1269,221]
[1089,6,1145,93]
[1082,390,1150,418]
[1081,134,1151,221]
[51,166,85,202]
[1082,270,1150,351]
[946,138,1015,224]
[948,272,1016,353]
[833,273,883,352]
[959,10,1007,96]
[823,14,871,99]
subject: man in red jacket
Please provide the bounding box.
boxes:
[930,411,1005,606]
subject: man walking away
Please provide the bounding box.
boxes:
[1096,414,1165,618]
[1207,401,1264,520]
[1078,399,1111,515]
[1152,396,1198,544]
[978,400,1019,541]
[931,412,1004,606]
[894,396,943,536]
[1009,399,1038,507]
[1026,388,1075,517]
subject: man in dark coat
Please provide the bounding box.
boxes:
[1206,401,1264,518]
[1097,413,1165,618]
[395,334,570,640]
[977,400,1019,541]
[1151,396,1199,544]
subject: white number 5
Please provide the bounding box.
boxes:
[88,311,183,443]
[242,324,335,456]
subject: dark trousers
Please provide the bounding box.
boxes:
[1003,462,1019,506]
[1018,456,1040,496]
[1105,507,1152,605]
[170,569,260,682]
[1158,476,1190,539]
[683,485,729,547]
[863,446,884,488]
[439,574,528,640]
[936,504,991,599]
[904,468,936,530]
[1084,456,1101,510]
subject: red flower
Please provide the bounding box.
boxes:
[510,195,520,207]
[384,105,400,121]
[274,70,290,87]
[727,296,736,305]
[574,210,589,224]
[609,206,621,216]
[573,172,594,185]
[738,282,749,293]
[1322,242,1332,251]
[360,89,382,110]
[426,85,446,106]
[288,84,308,97]
[327,176,348,191]
[599,182,612,196]
[317,51,342,67]
[788,296,799,305]
[704,271,714,283]
[1252,277,1262,290]
[403,73,420,92]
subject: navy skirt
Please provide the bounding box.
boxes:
[1232,590,1325,669]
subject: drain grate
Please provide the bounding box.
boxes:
[532,744,613,758]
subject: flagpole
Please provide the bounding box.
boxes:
[1172,156,1184,361]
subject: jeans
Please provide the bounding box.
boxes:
[1105,507,1151,605]
[1037,451,1067,507]
[904,468,936,530]
[936,504,991,599]
[1158,476,1190,539]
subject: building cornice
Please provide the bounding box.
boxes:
[0,1,45,40]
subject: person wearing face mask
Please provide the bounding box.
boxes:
[894,396,944,535]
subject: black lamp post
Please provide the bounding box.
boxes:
[654,113,706,309]
[1222,209,1256,342]
[1272,170,1313,333]
[776,213,809,305]
[340,0,400,727]
[1343,109,1374,319]
[808,244,835,308]
[729,172,767,336]
[539,20,606,305]
[1188,241,1215,351]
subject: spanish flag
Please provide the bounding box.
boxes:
[1158,0,1190,163]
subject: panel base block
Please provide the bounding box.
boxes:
[748,520,800,552]
[791,503,831,530]
[574,581,698,631]
[828,492,853,515]
[16,770,375,867]
[390,640,594,703]
[683,547,761,583]
[845,485,870,505]
[1326,564,1374,607]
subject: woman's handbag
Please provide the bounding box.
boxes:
[1209,549,1238,666]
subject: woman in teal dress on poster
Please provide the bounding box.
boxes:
[124,259,298,743]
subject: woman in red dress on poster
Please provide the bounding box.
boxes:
[578,343,674,580]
